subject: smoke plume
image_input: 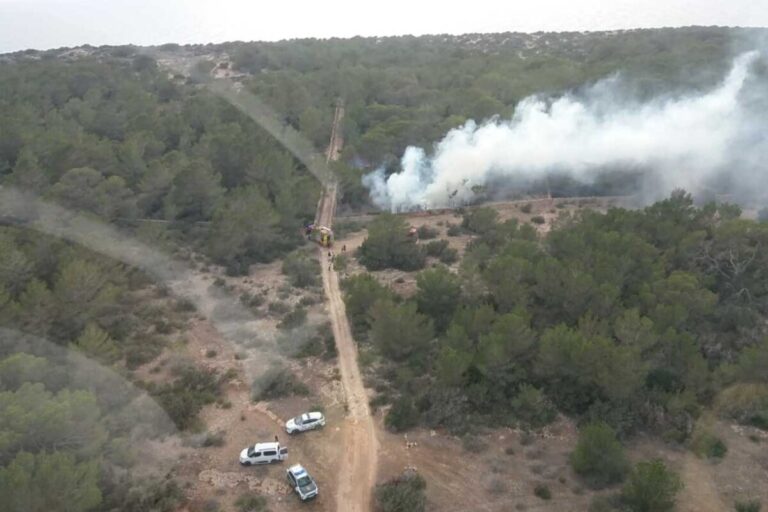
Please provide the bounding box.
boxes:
[364,51,767,211]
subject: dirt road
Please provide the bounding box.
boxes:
[316,183,378,511]
[679,453,727,512]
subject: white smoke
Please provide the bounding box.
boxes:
[365,51,766,211]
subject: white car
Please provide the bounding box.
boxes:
[239,442,288,465]
[285,412,326,434]
[287,464,319,501]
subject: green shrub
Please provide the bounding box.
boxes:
[268,301,290,315]
[116,478,184,512]
[438,247,459,264]
[358,214,426,271]
[320,323,337,359]
[621,459,682,512]
[176,298,197,312]
[462,207,499,234]
[240,292,264,308]
[153,364,222,429]
[252,367,309,401]
[417,225,439,239]
[511,385,557,428]
[520,203,533,213]
[735,500,762,512]
[125,339,164,369]
[282,253,320,288]
[278,307,307,330]
[205,349,217,358]
[534,484,551,500]
[333,253,348,271]
[235,493,268,512]
[385,396,419,432]
[691,425,728,460]
[530,215,546,225]
[446,223,462,236]
[369,394,390,411]
[715,384,768,429]
[375,471,426,512]
[571,422,630,489]
[425,239,449,257]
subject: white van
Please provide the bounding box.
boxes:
[239,442,288,465]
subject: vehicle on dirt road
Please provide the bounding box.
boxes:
[239,442,288,465]
[285,412,326,434]
[287,464,319,501]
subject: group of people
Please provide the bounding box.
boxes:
[327,245,346,271]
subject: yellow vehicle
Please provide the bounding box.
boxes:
[304,223,333,247]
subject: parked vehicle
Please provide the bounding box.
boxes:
[287,464,319,501]
[239,442,288,465]
[285,412,326,434]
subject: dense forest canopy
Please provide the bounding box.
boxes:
[2,26,768,511]
[223,27,758,169]
[0,52,318,273]
[348,193,768,440]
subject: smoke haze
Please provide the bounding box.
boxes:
[364,51,767,211]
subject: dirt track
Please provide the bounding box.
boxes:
[317,183,378,512]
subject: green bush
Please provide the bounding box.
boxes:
[278,307,307,330]
[735,500,762,512]
[621,459,682,512]
[153,364,222,429]
[235,493,269,512]
[417,225,439,239]
[520,203,533,214]
[462,207,499,234]
[530,215,546,225]
[240,292,265,308]
[320,322,337,359]
[438,247,459,264]
[691,426,728,460]
[268,301,291,315]
[385,396,419,432]
[282,253,320,288]
[511,385,557,428]
[375,471,427,512]
[425,240,449,257]
[446,223,462,236]
[176,298,197,312]
[116,478,184,512]
[358,214,426,271]
[125,339,164,369]
[252,367,309,401]
[715,384,768,429]
[534,484,552,500]
[571,422,630,489]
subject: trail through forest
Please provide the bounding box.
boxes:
[317,100,378,512]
